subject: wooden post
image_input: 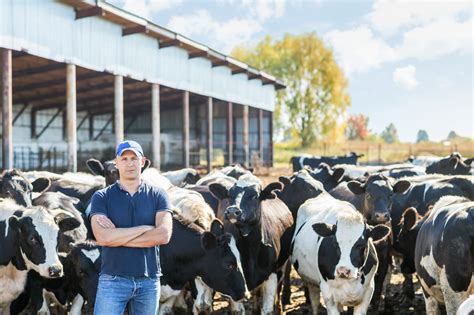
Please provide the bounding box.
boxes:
[258,109,264,165]
[227,102,233,165]
[243,105,249,168]
[89,114,94,140]
[206,97,213,172]
[182,91,190,168]
[66,64,77,172]
[114,75,124,148]
[269,111,274,167]
[151,84,160,170]
[1,48,13,169]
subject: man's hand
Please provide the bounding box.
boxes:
[96,215,116,229]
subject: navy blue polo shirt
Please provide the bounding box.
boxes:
[90,181,172,278]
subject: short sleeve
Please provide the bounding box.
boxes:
[155,188,173,215]
[89,190,108,218]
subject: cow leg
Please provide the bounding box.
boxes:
[281,262,292,306]
[192,277,213,315]
[159,285,181,315]
[69,294,84,315]
[261,273,278,315]
[353,280,375,315]
[402,273,415,302]
[422,294,440,315]
[37,289,51,315]
[306,283,321,315]
[228,298,245,315]
[440,270,466,315]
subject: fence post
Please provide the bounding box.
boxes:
[378,144,382,164]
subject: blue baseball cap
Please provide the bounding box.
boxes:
[116,140,144,157]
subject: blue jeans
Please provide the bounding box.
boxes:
[94,274,160,315]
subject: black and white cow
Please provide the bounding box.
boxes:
[306,163,346,192]
[159,217,247,315]
[219,164,253,180]
[330,173,411,225]
[291,152,363,172]
[0,169,51,207]
[457,294,474,315]
[290,193,390,314]
[426,153,473,175]
[209,174,294,314]
[0,199,80,313]
[415,196,474,314]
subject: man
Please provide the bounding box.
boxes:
[90,140,173,314]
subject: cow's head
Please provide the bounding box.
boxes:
[309,163,345,192]
[8,206,80,278]
[199,219,248,301]
[312,212,390,280]
[277,170,324,218]
[210,174,282,237]
[183,169,201,186]
[65,242,101,305]
[0,169,51,207]
[397,207,423,274]
[87,158,151,186]
[347,174,410,224]
[426,153,473,175]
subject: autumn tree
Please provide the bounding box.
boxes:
[381,123,399,144]
[346,114,369,140]
[232,33,350,147]
[416,130,429,143]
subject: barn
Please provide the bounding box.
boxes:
[0,0,284,172]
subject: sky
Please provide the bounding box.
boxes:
[108,0,473,143]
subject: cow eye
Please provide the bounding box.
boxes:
[30,236,38,244]
[227,263,237,270]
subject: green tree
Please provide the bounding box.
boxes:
[232,33,350,147]
[381,123,399,144]
[416,129,429,143]
[447,130,458,140]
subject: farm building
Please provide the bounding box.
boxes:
[0,0,284,172]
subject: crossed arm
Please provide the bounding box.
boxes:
[91,211,173,248]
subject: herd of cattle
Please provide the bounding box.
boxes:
[0,151,473,315]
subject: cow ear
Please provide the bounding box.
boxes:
[347,180,365,195]
[209,183,229,200]
[401,207,418,230]
[142,159,151,172]
[332,168,345,183]
[31,177,51,193]
[393,180,410,194]
[8,215,20,232]
[464,158,473,165]
[86,158,105,176]
[368,224,391,244]
[247,167,254,173]
[449,156,459,169]
[210,219,224,236]
[312,223,336,237]
[201,232,217,251]
[278,176,291,187]
[260,182,283,200]
[55,213,81,232]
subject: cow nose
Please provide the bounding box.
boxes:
[336,266,351,278]
[225,206,242,218]
[48,264,63,278]
[374,212,390,223]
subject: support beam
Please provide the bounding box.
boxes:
[12,103,29,125]
[258,109,264,165]
[269,111,273,167]
[114,75,124,148]
[243,105,249,168]
[14,72,109,93]
[77,112,89,130]
[212,60,227,68]
[31,108,36,139]
[159,39,180,49]
[94,115,113,141]
[124,115,138,133]
[151,84,161,170]
[36,108,63,139]
[1,49,13,169]
[13,63,65,78]
[189,51,208,59]
[206,97,213,172]
[76,6,104,19]
[182,91,190,168]
[227,102,233,165]
[232,69,247,75]
[88,114,94,140]
[122,25,147,36]
[66,64,77,172]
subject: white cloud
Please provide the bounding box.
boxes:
[122,0,182,19]
[368,0,471,36]
[324,26,398,75]
[167,10,262,53]
[397,16,473,60]
[393,65,418,90]
[242,0,286,21]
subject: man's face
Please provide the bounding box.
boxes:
[115,150,145,181]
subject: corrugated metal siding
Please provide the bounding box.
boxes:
[0,0,276,111]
